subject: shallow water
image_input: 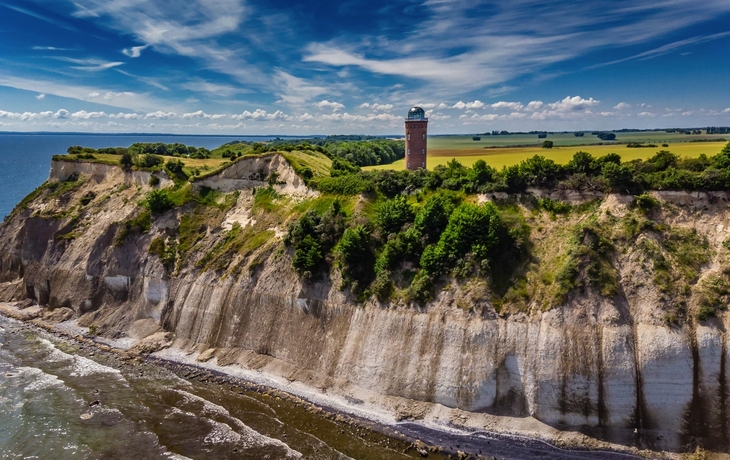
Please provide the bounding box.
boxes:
[0,316,441,460]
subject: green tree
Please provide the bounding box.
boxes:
[542,140,554,149]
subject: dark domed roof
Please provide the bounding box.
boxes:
[407,106,426,119]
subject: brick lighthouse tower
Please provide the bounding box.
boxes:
[405,106,428,170]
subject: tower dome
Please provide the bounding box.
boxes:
[407,106,426,120]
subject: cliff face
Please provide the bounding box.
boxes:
[2,156,730,453]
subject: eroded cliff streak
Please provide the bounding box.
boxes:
[1,156,729,454]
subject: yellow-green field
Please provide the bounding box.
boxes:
[365,142,727,171]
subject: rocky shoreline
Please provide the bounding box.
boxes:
[0,302,653,460]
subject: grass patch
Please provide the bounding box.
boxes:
[196,223,275,273]
[281,150,332,178]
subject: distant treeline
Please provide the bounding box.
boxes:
[312,142,730,197]
[67,143,212,159]
[221,138,405,167]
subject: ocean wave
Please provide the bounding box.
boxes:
[38,338,123,379]
[9,366,66,392]
[172,389,302,458]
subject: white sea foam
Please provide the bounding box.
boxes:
[68,355,122,378]
[203,421,243,445]
[38,338,123,379]
[172,389,302,458]
[12,366,66,392]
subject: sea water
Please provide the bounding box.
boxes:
[0,316,441,460]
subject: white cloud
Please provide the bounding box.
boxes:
[314,100,345,111]
[599,112,616,117]
[109,112,144,120]
[145,111,177,119]
[0,110,55,120]
[614,102,631,110]
[453,100,485,110]
[54,109,70,119]
[359,102,394,111]
[723,108,730,113]
[549,96,600,112]
[231,109,291,121]
[525,101,543,111]
[36,93,46,100]
[122,45,149,58]
[71,110,106,119]
[181,110,226,119]
[638,112,656,117]
[491,101,523,111]
[426,111,451,120]
[460,113,499,121]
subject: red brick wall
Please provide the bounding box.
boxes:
[405,120,428,170]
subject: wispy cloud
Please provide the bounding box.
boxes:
[35,93,46,100]
[0,74,178,112]
[52,56,123,71]
[122,45,149,58]
[2,4,80,32]
[588,31,730,69]
[304,0,730,96]
[32,46,77,51]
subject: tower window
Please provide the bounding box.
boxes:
[407,134,411,140]
[422,149,425,155]
[407,149,410,155]
[422,134,425,140]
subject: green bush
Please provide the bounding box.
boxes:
[420,202,507,276]
[634,193,659,213]
[143,189,174,214]
[138,154,164,168]
[337,225,375,291]
[148,175,160,186]
[292,235,323,276]
[313,175,375,195]
[376,195,414,235]
[286,200,346,276]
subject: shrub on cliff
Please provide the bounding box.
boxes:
[420,202,509,277]
[286,200,346,276]
[143,189,174,214]
[376,195,414,236]
[138,154,164,169]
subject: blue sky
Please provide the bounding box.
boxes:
[0,0,729,134]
